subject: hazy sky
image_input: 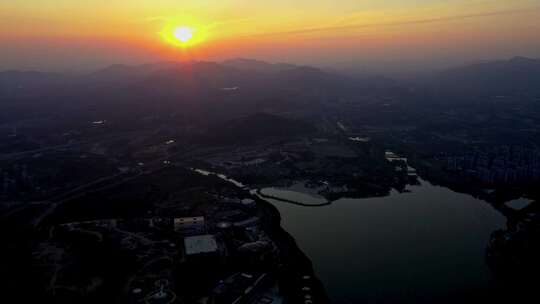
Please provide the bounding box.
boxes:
[1,0,540,72]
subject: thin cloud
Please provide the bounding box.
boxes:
[244,7,540,38]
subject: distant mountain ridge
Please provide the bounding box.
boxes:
[222,58,296,73]
[0,59,368,124]
[434,56,540,96]
[4,55,538,113]
[0,58,395,97]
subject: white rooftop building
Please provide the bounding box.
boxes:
[184,234,218,256]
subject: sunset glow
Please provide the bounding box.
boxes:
[1,0,539,70]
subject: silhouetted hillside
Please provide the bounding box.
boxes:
[434,57,540,96]
[0,59,379,124]
[222,58,296,73]
[0,71,68,98]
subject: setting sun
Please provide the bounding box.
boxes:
[174,26,194,43]
[160,20,208,48]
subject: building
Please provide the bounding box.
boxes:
[184,234,218,256]
[174,216,206,235]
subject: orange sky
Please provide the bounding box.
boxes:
[1,0,540,72]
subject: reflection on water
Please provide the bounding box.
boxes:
[266,179,506,303]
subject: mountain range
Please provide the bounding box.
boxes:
[432,56,540,96]
[1,56,539,123]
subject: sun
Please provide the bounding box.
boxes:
[160,19,208,48]
[174,26,194,43]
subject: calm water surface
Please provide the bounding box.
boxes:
[264,179,506,303]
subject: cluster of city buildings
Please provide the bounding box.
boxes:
[444,146,540,185]
[46,194,285,304]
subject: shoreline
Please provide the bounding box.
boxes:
[254,191,330,303]
[256,188,332,207]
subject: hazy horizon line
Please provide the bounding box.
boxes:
[1,55,539,76]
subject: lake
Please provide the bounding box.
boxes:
[263,179,506,303]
